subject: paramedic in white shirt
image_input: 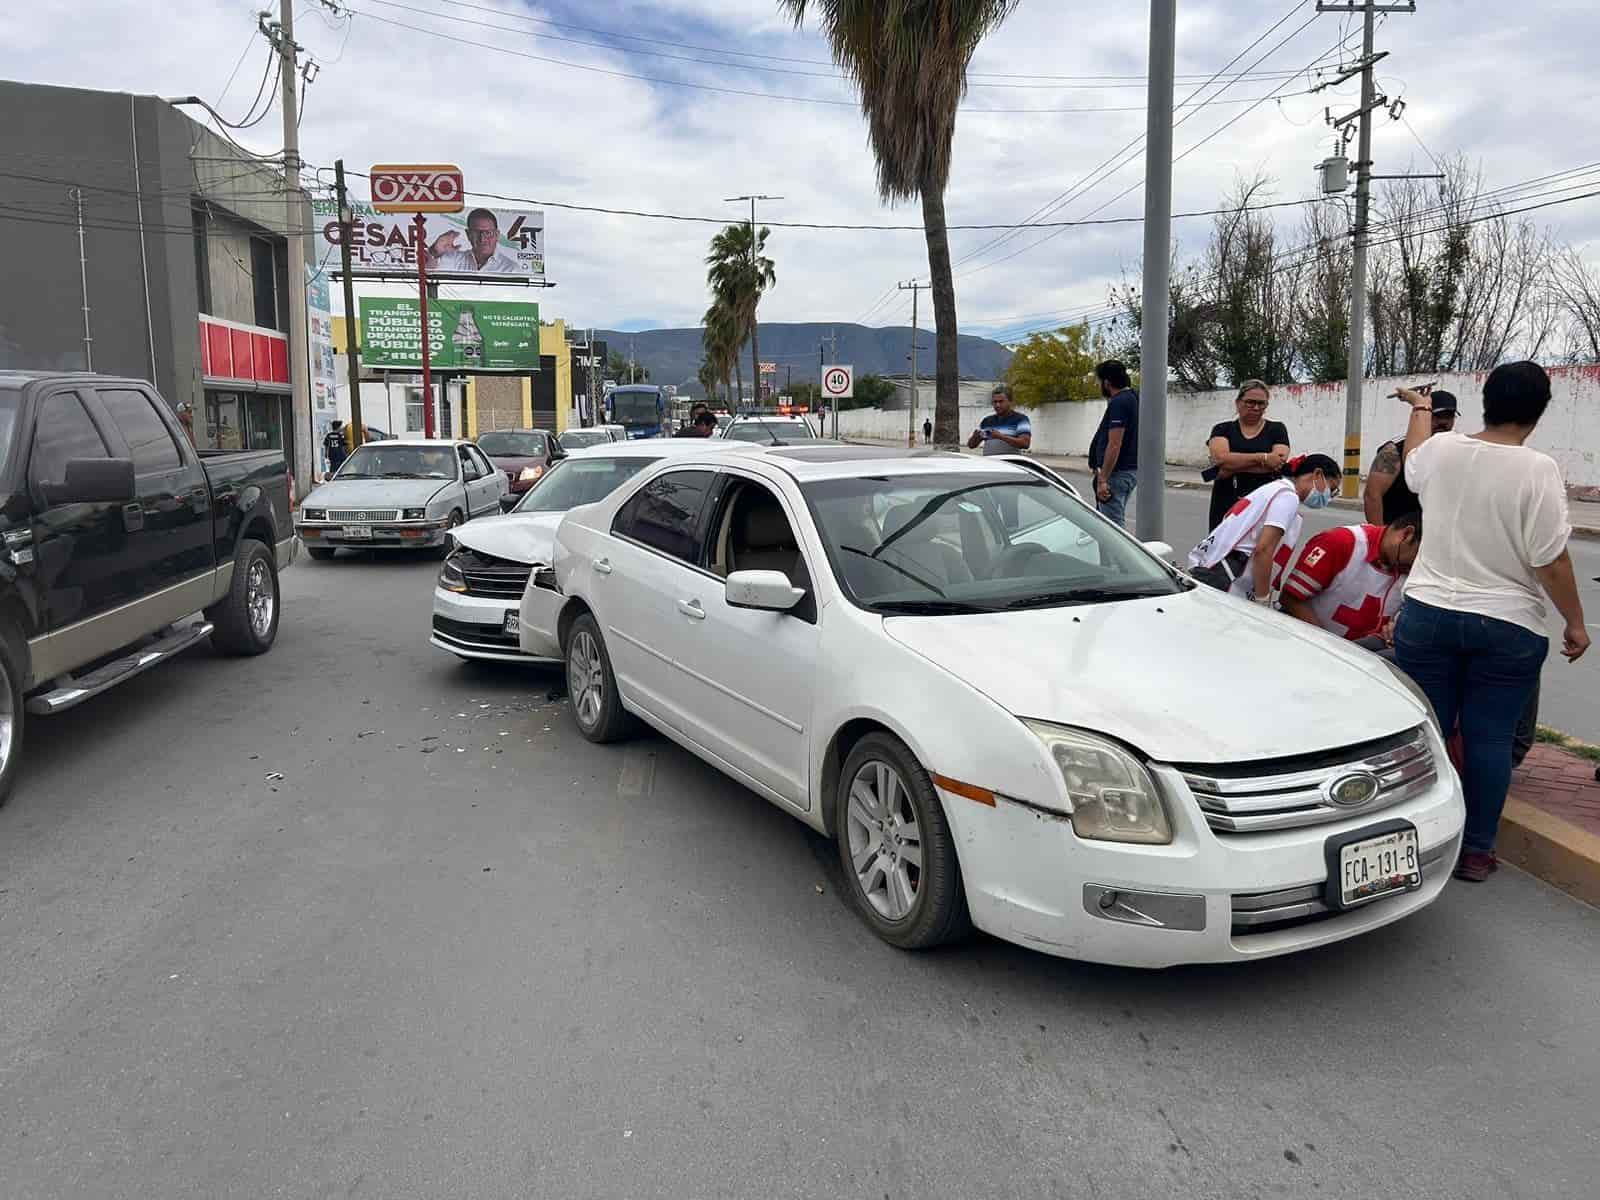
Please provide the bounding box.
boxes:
[424,208,520,273]
[1390,364,1589,884]
[1186,453,1342,602]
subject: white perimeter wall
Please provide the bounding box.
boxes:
[837,364,1600,488]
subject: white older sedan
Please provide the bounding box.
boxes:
[524,445,1463,968]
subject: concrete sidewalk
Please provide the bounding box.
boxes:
[1503,744,1600,907]
[847,436,1600,538]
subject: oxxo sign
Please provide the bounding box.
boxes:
[369,164,465,213]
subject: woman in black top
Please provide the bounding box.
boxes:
[1206,379,1291,529]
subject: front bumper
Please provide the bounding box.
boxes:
[946,750,1466,969]
[517,572,565,660]
[430,587,558,664]
[297,520,450,549]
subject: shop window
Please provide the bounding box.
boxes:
[251,237,277,330]
[204,390,246,450]
[245,393,286,450]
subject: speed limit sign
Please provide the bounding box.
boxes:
[821,364,854,400]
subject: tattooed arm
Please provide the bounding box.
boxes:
[1363,440,1401,523]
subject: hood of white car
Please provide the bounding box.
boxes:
[452,511,564,565]
[305,477,452,509]
[882,585,1424,764]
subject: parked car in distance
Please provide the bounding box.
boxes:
[433,439,750,664]
[0,371,295,804]
[476,428,564,498]
[526,446,1464,968]
[721,415,818,443]
[556,428,614,452]
[296,439,507,559]
[600,424,629,443]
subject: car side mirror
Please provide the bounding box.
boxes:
[499,494,519,513]
[726,569,805,612]
[550,442,567,460]
[1142,540,1174,560]
[41,458,136,505]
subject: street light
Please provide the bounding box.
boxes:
[725,194,782,403]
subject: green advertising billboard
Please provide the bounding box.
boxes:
[358,297,540,370]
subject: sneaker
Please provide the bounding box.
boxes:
[1453,851,1498,882]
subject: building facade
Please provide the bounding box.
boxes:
[0,81,314,487]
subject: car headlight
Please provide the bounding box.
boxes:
[438,555,468,593]
[519,465,543,482]
[1381,658,1440,734]
[302,508,325,522]
[1023,720,1172,844]
[402,507,426,521]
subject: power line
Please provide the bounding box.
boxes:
[343,4,1320,115]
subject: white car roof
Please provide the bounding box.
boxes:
[564,438,764,460]
[361,437,472,448]
[630,444,1030,483]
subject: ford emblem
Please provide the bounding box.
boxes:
[1326,771,1381,808]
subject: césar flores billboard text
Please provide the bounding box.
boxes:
[312,198,544,279]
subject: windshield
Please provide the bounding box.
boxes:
[0,389,17,466]
[337,444,456,480]
[802,473,1181,613]
[609,390,662,428]
[559,429,611,450]
[476,431,546,458]
[727,420,814,443]
[512,455,657,513]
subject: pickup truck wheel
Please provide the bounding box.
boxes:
[0,632,25,807]
[307,546,336,561]
[565,614,632,743]
[835,733,971,950]
[207,538,280,656]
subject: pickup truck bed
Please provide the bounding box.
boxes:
[0,370,295,804]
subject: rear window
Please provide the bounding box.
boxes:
[0,389,18,468]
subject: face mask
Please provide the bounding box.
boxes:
[1305,484,1331,509]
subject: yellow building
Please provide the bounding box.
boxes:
[330,317,571,438]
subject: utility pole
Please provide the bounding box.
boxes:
[1136,0,1176,540]
[898,281,923,449]
[1318,0,1417,496]
[266,0,313,499]
[830,326,838,437]
[69,187,92,370]
[725,194,781,406]
[334,160,364,450]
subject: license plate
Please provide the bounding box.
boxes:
[1336,826,1421,908]
[342,525,372,539]
[503,610,521,635]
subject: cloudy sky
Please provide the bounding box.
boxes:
[8,0,1597,341]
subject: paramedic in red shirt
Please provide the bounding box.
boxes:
[1278,513,1422,646]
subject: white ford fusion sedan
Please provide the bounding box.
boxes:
[521,444,1464,968]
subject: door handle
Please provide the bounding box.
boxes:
[677,598,705,621]
[592,557,613,575]
[121,502,145,532]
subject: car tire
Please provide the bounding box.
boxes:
[835,732,971,950]
[0,627,27,808]
[307,546,336,561]
[207,538,280,656]
[435,510,464,560]
[564,613,632,743]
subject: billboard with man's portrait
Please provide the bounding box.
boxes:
[312,198,545,279]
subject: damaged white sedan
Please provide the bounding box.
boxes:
[527,446,1465,968]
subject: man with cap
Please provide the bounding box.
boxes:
[1364,389,1457,524]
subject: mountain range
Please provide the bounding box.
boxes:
[593,323,1013,396]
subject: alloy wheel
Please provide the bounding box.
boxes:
[0,654,13,781]
[246,558,275,639]
[845,760,924,921]
[569,630,604,731]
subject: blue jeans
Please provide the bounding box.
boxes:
[1096,468,1138,528]
[1393,599,1548,853]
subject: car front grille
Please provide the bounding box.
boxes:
[326,508,401,523]
[433,615,520,650]
[1231,839,1454,935]
[452,548,533,599]
[1176,725,1437,835]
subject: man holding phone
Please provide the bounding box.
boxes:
[968,384,1032,456]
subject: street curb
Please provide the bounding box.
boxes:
[1497,797,1600,907]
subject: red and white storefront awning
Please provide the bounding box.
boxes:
[199,315,290,393]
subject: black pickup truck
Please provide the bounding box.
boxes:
[0,372,296,803]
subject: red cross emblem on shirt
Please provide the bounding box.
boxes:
[1331,594,1386,639]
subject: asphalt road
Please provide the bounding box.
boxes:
[1054,468,1600,745]
[1,549,1597,1199]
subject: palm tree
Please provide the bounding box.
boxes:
[697,360,722,404]
[706,222,776,404]
[701,297,742,404]
[779,0,1018,443]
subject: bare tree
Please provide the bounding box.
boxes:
[1292,198,1352,382]
[1204,176,1299,385]
[1551,244,1600,363]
